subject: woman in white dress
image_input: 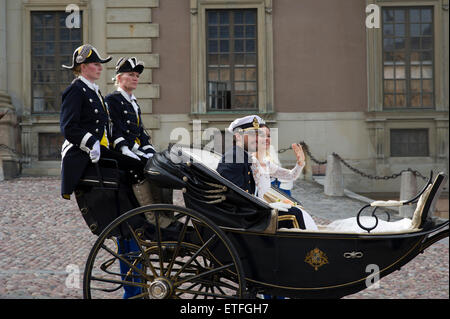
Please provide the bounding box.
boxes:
[251,125,318,230]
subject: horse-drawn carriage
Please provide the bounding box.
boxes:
[75,145,448,299]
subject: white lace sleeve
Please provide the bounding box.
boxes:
[268,162,304,181]
[251,156,271,200]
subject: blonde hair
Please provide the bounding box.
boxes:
[72,65,82,77]
[114,73,123,88]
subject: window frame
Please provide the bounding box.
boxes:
[206,9,259,111]
[190,0,274,115]
[22,2,89,118]
[366,0,445,112]
[381,6,435,110]
[390,128,429,157]
[30,10,84,114]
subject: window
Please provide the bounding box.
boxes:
[190,0,273,115]
[390,129,429,157]
[206,9,258,110]
[31,11,83,113]
[38,133,65,161]
[382,7,434,109]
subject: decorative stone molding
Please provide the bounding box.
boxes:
[105,0,160,116]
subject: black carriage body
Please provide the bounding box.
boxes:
[81,148,448,299]
[144,148,449,299]
[207,227,442,298]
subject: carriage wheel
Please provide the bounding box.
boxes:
[83,204,246,299]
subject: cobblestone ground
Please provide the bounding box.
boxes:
[0,177,448,299]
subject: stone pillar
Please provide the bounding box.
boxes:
[436,119,449,177]
[0,157,4,181]
[0,92,19,179]
[324,154,344,196]
[303,152,313,181]
[0,0,7,92]
[399,171,417,218]
[0,0,20,179]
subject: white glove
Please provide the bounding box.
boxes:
[121,146,141,161]
[142,153,154,159]
[89,141,101,163]
[268,201,292,212]
[134,149,146,157]
[133,149,154,159]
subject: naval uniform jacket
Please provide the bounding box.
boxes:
[60,77,117,199]
[217,145,256,195]
[105,90,155,155]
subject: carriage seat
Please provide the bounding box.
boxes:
[175,147,314,233]
[279,172,447,234]
[177,147,448,234]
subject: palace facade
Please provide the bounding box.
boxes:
[0,0,448,193]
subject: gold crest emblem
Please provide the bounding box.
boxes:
[252,117,260,129]
[305,248,329,271]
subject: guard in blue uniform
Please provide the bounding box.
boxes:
[105,57,159,299]
[105,57,156,160]
[60,44,144,199]
[103,57,157,208]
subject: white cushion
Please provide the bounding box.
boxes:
[410,184,433,229]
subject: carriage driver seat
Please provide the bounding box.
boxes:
[74,159,139,235]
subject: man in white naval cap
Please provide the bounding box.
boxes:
[217,115,265,195]
[218,115,310,231]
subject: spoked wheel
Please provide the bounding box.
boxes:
[83,204,246,299]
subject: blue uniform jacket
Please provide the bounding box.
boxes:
[216,145,256,195]
[105,91,155,155]
[59,78,114,198]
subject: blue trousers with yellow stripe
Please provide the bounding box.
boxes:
[117,238,143,299]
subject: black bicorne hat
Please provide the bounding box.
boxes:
[115,57,145,75]
[62,44,112,70]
